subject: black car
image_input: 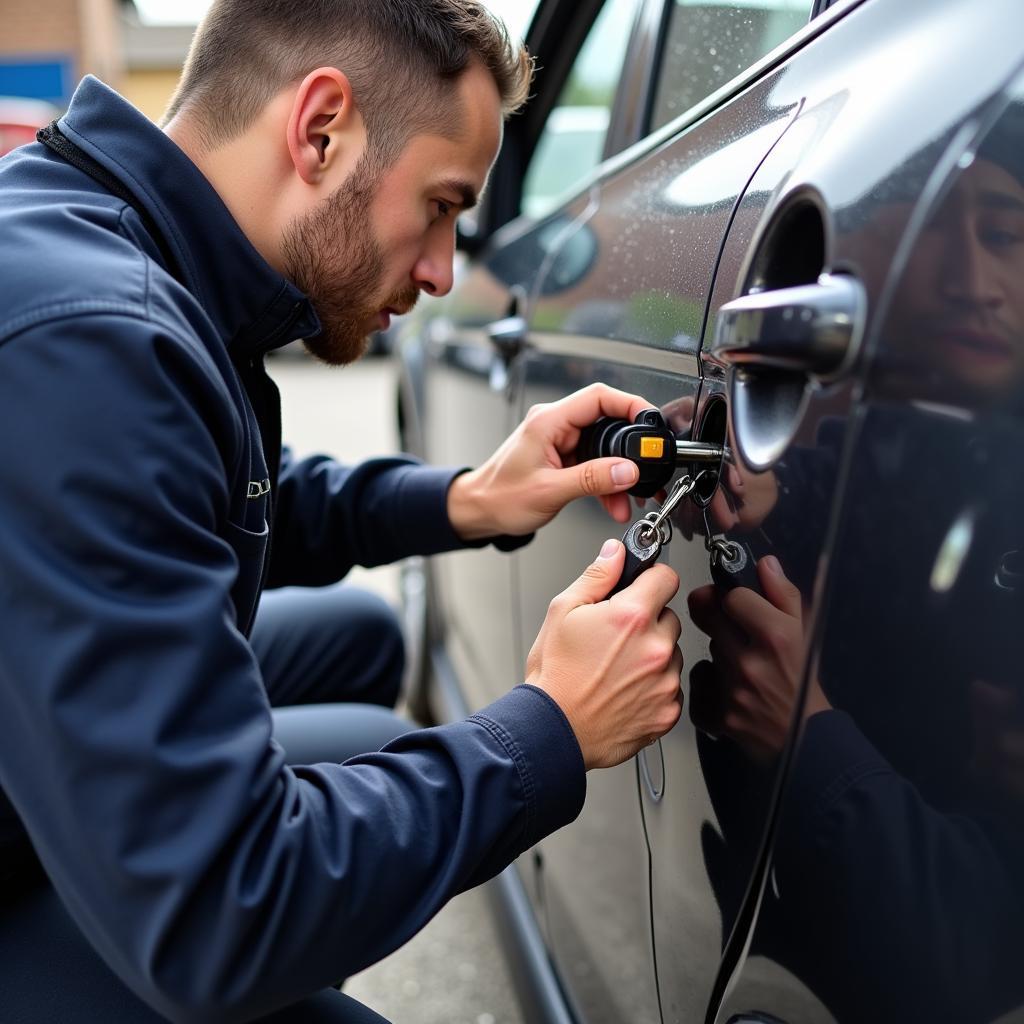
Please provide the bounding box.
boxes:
[395,0,1024,1021]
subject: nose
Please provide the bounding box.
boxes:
[941,223,1003,311]
[412,230,456,298]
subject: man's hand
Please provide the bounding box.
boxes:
[525,539,684,769]
[447,384,652,540]
[687,556,829,763]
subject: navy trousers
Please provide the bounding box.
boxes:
[1,584,413,1022]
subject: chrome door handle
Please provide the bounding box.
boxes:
[486,315,528,361]
[712,273,865,381]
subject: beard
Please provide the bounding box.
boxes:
[281,152,418,366]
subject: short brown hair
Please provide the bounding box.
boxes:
[163,0,532,163]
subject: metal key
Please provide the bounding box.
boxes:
[610,474,698,596]
[637,473,700,547]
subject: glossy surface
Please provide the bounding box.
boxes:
[396,0,1024,1020]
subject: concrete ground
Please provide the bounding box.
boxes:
[268,350,523,1024]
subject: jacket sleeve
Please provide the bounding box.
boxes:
[267,448,531,588]
[0,316,585,1022]
[769,710,1024,1022]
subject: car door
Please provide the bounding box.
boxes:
[512,2,822,1022]
[713,51,1024,1024]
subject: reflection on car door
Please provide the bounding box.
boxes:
[716,60,1024,1024]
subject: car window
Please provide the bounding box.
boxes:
[520,0,643,220]
[650,0,812,131]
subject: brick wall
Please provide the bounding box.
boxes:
[1,0,122,96]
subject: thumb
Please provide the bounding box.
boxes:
[561,538,626,607]
[555,457,639,506]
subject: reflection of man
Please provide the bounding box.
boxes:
[0,3,685,1021]
[891,144,1024,405]
[688,110,1024,1022]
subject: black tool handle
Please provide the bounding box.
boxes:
[610,520,663,596]
[710,541,762,593]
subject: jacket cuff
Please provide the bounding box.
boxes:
[469,684,586,847]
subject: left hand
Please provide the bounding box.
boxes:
[448,384,652,539]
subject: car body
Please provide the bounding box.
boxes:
[395,1,1024,1021]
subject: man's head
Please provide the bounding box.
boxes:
[893,155,1024,404]
[163,0,531,363]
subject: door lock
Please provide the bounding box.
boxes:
[576,408,730,498]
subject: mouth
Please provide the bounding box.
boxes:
[377,305,412,331]
[938,327,1014,363]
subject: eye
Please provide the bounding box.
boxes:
[433,199,454,220]
[980,218,1024,250]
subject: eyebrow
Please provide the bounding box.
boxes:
[979,189,1024,214]
[438,178,479,212]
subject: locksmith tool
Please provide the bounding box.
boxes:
[577,408,729,498]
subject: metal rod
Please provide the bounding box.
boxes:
[674,441,731,465]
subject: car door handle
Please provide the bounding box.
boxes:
[486,315,528,362]
[712,273,865,380]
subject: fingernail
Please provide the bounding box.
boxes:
[763,555,781,574]
[599,538,619,559]
[611,462,637,486]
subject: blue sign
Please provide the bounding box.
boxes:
[0,58,73,106]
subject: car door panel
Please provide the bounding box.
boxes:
[653,2,1024,1021]
[716,59,1024,1024]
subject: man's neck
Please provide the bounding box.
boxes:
[163,111,287,275]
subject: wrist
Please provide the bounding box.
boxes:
[447,469,493,541]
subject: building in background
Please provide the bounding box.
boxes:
[1,0,125,108]
[120,5,192,121]
[1,0,192,124]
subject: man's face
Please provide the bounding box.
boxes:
[283,63,503,365]
[894,157,1024,402]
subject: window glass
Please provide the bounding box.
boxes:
[483,0,541,40]
[650,0,812,131]
[521,0,642,220]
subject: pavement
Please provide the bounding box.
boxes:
[268,350,523,1024]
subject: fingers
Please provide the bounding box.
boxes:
[556,538,626,609]
[615,561,680,611]
[540,384,651,441]
[658,606,683,648]
[566,455,640,500]
[599,492,634,523]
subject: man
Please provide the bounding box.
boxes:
[0,2,683,1021]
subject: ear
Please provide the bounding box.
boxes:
[286,67,363,185]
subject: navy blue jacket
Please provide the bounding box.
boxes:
[0,78,585,1021]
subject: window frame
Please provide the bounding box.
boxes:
[465,0,652,243]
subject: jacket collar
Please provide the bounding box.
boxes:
[58,76,321,358]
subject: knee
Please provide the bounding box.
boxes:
[355,592,405,708]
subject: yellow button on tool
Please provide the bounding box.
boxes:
[640,437,664,459]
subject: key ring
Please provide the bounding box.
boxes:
[636,511,672,549]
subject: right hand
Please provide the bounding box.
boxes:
[525,539,684,769]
